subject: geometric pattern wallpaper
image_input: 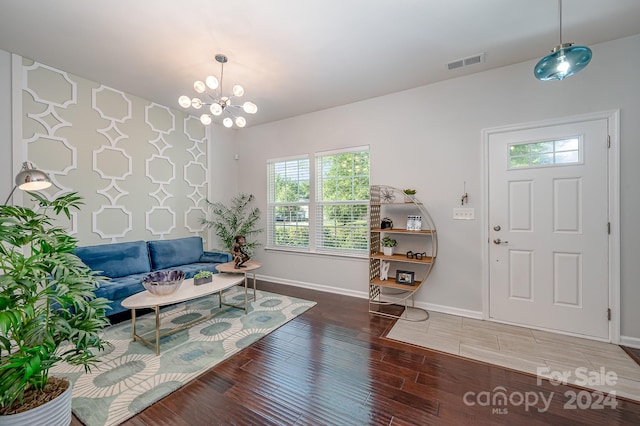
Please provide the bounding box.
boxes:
[20,57,208,246]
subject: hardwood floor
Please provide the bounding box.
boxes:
[73,281,640,425]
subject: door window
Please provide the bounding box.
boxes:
[508,137,581,169]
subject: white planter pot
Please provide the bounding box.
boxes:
[382,246,394,256]
[0,379,72,426]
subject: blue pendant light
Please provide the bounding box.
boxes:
[534,0,592,81]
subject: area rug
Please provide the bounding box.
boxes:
[386,311,640,402]
[50,287,316,426]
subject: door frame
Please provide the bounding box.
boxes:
[481,110,620,343]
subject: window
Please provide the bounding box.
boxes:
[267,156,310,249]
[266,146,370,256]
[509,137,582,169]
[315,147,370,255]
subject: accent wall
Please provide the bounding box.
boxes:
[13,55,209,246]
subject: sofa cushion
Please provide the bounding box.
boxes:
[148,236,204,270]
[201,251,233,264]
[75,241,151,279]
[94,274,148,315]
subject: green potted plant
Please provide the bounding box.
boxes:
[193,270,213,286]
[201,193,263,254]
[403,188,417,202]
[381,236,397,256]
[0,192,110,425]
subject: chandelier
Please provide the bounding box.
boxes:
[178,54,257,128]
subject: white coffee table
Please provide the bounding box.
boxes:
[121,273,245,355]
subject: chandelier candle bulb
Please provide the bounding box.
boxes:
[205,76,219,89]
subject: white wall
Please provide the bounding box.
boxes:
[233,35,640,340]
[0,51,12,203]
[206,125,240,251]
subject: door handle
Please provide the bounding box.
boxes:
[493,238,509,245]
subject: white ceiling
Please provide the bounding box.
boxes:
[1,0,640,127]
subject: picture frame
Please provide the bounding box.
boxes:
[395,270,415,285]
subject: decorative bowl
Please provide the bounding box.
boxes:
[141,270,185,296]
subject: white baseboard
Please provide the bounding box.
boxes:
[620,335,640,349]
[256,274,483,320]
[417,301,483,320]
[256,274,368,299]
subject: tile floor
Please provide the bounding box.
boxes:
[386,310,640,402]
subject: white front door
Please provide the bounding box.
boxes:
[488,117,610,339]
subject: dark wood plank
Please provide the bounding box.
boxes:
[622,346,640,367]
[71,280,640,425]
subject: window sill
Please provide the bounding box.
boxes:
[265,246,368,260]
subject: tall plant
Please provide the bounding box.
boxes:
[0,192,111,413]
[202,193,262,254]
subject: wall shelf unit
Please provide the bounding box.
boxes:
[368,185,438,321]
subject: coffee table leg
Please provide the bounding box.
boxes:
[244,273,248,313]
[154,305,160,356]
[131,309,136,341]
[252,271,257,301]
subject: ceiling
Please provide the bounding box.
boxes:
[1,0,640,127]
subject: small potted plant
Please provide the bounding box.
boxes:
[193,270,213,286]
[381,236,397,256]
[403,188,417,202]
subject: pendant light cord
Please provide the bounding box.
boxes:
[558,0,563,45]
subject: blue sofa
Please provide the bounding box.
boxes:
[74,236,232,315]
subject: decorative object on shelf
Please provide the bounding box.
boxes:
[407,215,422,231]
[381,236,397,256]
[193,270,213,286]
[534,0,592,81]
[395,270,415,286]
[381,217,394,229]
[141,270,186,296]
[380,188,396,203]
[406,251,427,260]
[3,161,51,205]
[380,261,391,281]
[403,188,416,202]
[178,53,258,128]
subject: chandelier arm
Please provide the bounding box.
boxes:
[224,107,239,118]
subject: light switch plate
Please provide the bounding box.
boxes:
[453,207,475,220]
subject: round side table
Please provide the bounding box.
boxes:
[216,260,262,301]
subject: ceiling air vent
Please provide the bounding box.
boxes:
[447,53,485,71]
